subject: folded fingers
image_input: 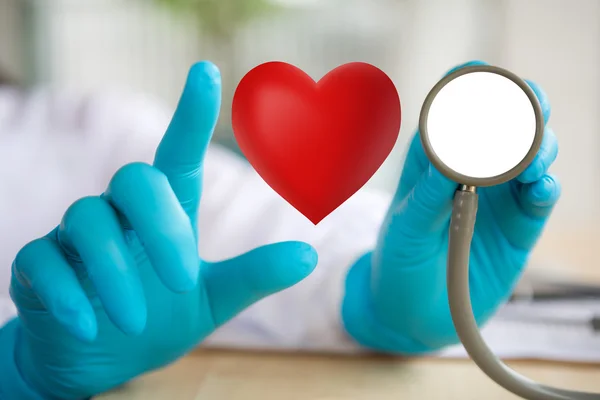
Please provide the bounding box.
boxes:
[517,173,561,219]
[104,162,200,293]
[11,237,98,342]
[57,196,147,336]
[517,127,558,184]
[15,161,203,339]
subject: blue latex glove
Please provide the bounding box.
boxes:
[0,61,318,400]
[342,60,560,353]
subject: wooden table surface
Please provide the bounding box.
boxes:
[98,350,600,400]
[98,227,600,400]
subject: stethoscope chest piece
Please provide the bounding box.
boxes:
[420,66,599,400]
[419,65,544,189]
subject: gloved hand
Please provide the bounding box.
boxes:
[0,61,317,400]
[342,60,560,353]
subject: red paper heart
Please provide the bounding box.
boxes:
[231,62,401,224]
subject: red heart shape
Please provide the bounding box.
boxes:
[232,62,401,224]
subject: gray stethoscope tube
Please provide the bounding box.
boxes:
[419,65,600,400]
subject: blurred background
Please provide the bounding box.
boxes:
[0,0,598,279]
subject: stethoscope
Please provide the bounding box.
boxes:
[419,65,600,400]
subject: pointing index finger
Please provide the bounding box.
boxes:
[153,61,222,222]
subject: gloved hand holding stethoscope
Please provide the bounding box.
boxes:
[419,64,599,399]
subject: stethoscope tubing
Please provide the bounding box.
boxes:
[418,64,600,399]
[447,187,600,399]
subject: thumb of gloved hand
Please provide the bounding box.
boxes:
[384,164,457,247]
[200,241,318,327]
[341,164,459,354]
[371,164,458,338]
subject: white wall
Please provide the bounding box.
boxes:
[378,0,600,236]
[39,0,407,145]
[0,0,26,81]
[41,0,202,104]
[40,0,403,101]
[371,0,507,192]
[500,0,600,232]
[17,0,600,238]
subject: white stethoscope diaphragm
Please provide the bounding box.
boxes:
[419,65,599,400]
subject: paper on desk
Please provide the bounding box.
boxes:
[437,299,600,363]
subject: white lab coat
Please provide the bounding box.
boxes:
[0,87,392,353]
